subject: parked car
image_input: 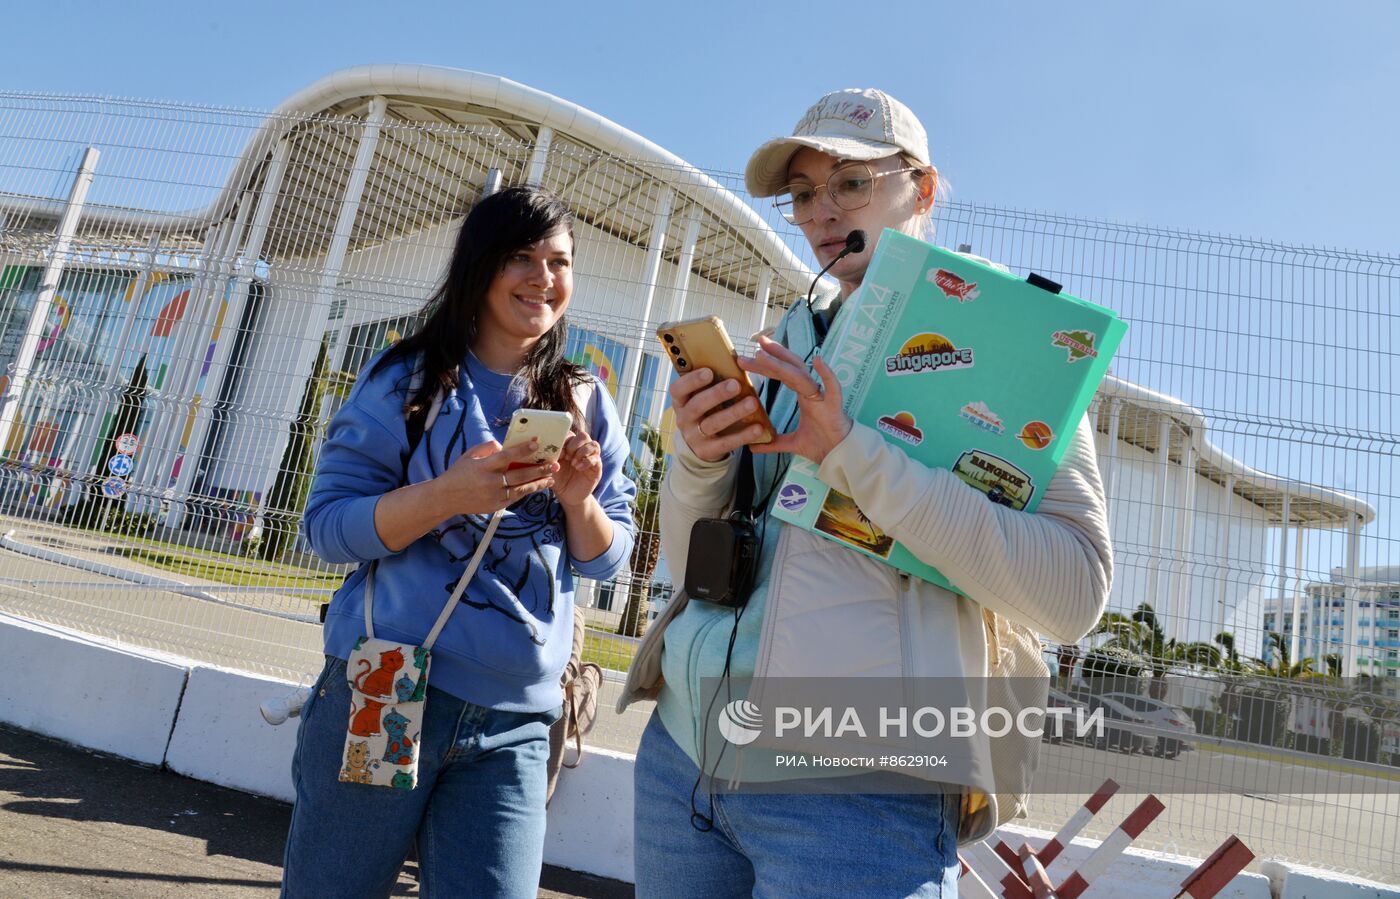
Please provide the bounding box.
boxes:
[1101,692,1198,759]
[1082,695,1157,754]
[1043,688,1092,745]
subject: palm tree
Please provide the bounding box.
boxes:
[1256,631,1316,680]
[1092,603,1223,696]
[853,507,879,545]
[616,423,666,638]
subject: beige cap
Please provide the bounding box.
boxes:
[744,88,931,198]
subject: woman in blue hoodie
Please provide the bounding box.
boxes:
[281,186,636,898]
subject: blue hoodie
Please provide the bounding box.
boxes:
[305,348,637,713]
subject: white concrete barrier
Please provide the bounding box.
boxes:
[165,667,301,802]
[1262,860,1400,899]
[544,746,635,883]
[999,824,1274,898]
[0,612,187,766]
[5,607,1398,894]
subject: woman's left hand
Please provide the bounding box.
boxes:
[738,334,852,465]
[554,430,603,511]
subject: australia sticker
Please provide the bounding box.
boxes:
[952,450,1035,511]
[1052,329,1099,362]
[885,332,974,376]
[778,482,809,512]
[927,268,980,303]
[1018,421,1053,450]
[876,411,924,445]
[959,402,1004,435]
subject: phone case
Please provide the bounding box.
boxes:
[656,315,774,443]
[504,409,574,470]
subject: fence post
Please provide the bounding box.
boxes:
[0,146,100,459]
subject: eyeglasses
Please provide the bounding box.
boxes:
[773,163,920,225]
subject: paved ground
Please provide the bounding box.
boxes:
[3,515,1399,886]
[0,725,633,898]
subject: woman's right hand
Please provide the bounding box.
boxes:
[670,367,767,463]
[438,438,557,515]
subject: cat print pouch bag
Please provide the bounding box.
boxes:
[339,511,502,790]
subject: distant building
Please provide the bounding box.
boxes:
[1301,567,1400,679]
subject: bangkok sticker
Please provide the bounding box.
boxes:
[959,402,1005,436]
[951,450,1035,511]
[1051,329,1099,363]
[1018,420,1054,450]
[876,411,924,445]
[927,268,980,303]
[885,332,974,376]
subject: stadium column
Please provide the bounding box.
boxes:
[1102,395,1121,512]
[1279,494,1296,663]
[617,185,673,432]
[1293,527,1305,663]
[754,267,774,334]
[1170,440,1197,641]
[127,220,227,516]
[647,203,702,434]
[1216,473,1235,639]
[1342,514,1361,677]
[251,97,388,533]
[0,146,100,460]
[526,127,553,187]
[1146,416,1173,627]
[158,196,252,530]
[166,137,293,532]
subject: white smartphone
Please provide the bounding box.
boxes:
[503,408,574,471]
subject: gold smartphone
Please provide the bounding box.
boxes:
[656,315,774,444]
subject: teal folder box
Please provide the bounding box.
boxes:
[770,229,1127,594]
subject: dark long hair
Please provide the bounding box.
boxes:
[378,185,586,421]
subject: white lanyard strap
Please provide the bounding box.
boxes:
[363,508,503,650]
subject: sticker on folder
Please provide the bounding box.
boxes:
[876,411,925,445]
[928,268,980,303]
[952,450,1035,511]
[885,333,974,376]
[1018,420,1054,450]
[959,402,1005,435]
[1052,329,1099,363]
[813,490,895,558]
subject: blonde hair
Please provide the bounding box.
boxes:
[898,151,949,242]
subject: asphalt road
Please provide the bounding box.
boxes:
[0,724,633,898]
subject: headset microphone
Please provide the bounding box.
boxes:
[806,229,868,340]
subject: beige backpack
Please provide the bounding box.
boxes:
[546,604,603,805]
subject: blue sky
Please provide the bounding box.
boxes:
[2,0,1397,253]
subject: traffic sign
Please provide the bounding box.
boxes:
[115,432,139,455]
[107,454,134,477]
[101,476,127,499]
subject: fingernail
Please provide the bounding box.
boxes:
[743,398,757,412]
[699,369,713,382]
[725,380,739,395]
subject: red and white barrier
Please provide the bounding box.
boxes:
[1036,778,1120,866]
[1054,795,1166,899]
[1175,836,1256,899]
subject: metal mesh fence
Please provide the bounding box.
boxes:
[0,92,1395,882]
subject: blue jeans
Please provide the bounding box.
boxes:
[281,656,560,898]
[633,713,961,899]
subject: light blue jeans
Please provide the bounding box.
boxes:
[634,713,961,899]
[280,656,560,898]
